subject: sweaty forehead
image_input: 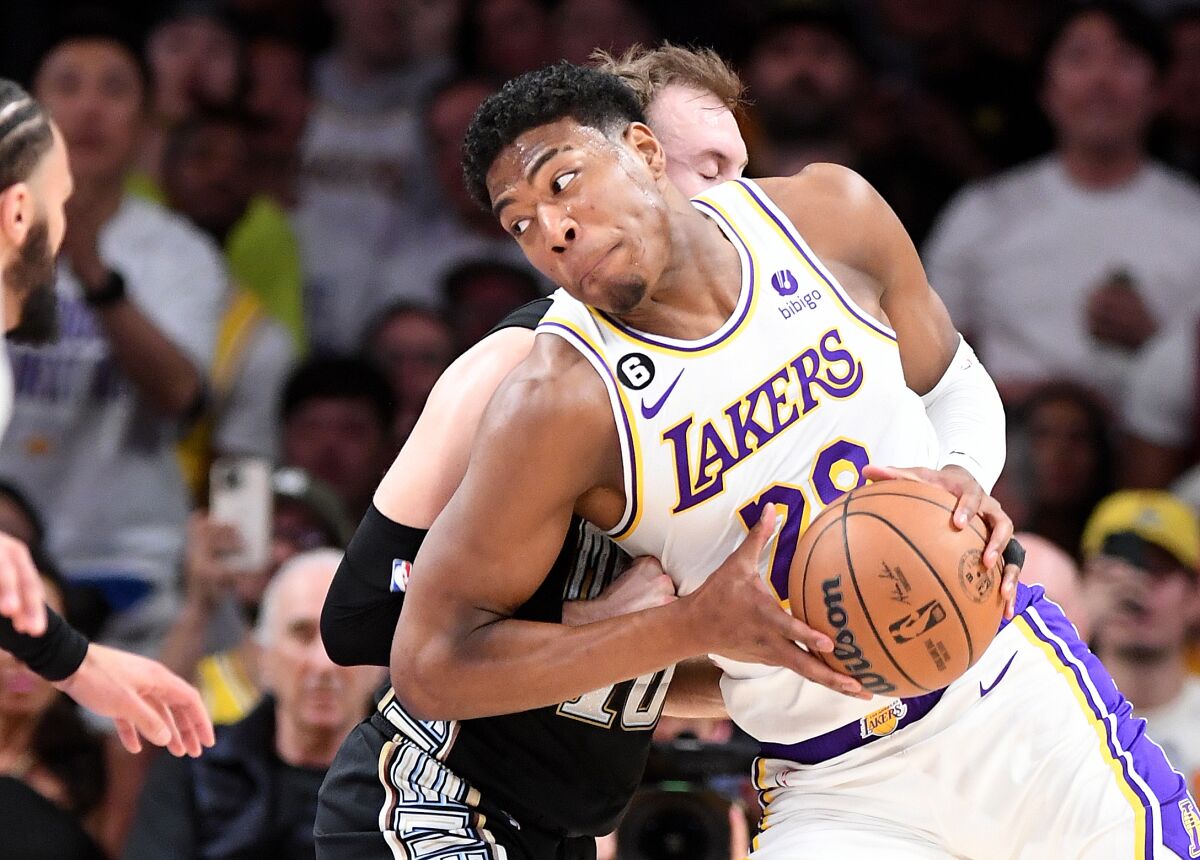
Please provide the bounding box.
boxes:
[485,118,617,204]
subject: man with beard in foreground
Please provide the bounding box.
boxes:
[0,78,213,758]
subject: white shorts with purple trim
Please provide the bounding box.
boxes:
[751,585,1200,859]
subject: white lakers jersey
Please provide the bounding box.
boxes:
[537,178,940,744]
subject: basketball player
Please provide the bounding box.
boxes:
[317,49,1018,859]
[390,64,1199,858]
[316,47,754,860]
[0,79,214,758]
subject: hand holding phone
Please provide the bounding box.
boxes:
[209,458,273,572]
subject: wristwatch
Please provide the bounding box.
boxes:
[83,269,127,309]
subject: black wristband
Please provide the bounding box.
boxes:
[82,269,127,309]
[0,606,89,681]
[1002,537,1026,570]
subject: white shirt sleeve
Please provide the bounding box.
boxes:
[922,184,993,335]
[118,209,227,375]
[213,319,297,460]
[1123,323,1197,448]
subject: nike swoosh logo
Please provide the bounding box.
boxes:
[640,369,684,419]
[979,653,1017,698]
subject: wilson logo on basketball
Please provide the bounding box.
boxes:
[957,549,995,604]
[821,576,897,695]
[858,700,908,739]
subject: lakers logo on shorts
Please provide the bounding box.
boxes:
[858,700,907,739]
[1179,797,1200,858]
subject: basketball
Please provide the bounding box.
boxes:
[791,480,1006,699]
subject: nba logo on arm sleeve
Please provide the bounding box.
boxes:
[390,559,412,593]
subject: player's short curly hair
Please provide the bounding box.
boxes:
[462,62,646,211]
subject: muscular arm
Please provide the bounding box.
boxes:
[390,336,843,720]
[761,165,959,392]
[662,657,725,719]
[763,167,1015,587]
[374,327,537,528]
[321,328,535,666]
[391,341,698,718]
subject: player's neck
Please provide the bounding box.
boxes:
[1057,143,1145,190]
[615,201,742,338]
[1102,647,1186,712]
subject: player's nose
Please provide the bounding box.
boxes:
[539,204,578,255]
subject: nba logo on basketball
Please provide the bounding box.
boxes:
[390,558,412,593]
[858,700,908,739]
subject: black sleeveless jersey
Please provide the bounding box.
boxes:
[390,298,669,837]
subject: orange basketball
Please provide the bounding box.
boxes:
[791,479,1005,698]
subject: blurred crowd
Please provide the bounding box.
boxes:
[0,0,1199,857]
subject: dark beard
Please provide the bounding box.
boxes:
[5,220,58,345]
[606,277,647,315]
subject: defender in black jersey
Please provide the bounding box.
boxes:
[315,300,678,859]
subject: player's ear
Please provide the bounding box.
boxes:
[0,182,33,248]
[624,122,665,178]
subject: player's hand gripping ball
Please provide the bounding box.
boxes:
[791,480,1006,698]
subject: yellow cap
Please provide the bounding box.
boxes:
[1081,490,1200,571]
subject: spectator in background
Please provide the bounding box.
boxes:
[124,550,382,860]
[138,2,244,191]
[456,0,554,81]
[161,109,301,495]
[442,259,543,354]
[553,0,655,66]
[409,0,464,66]
[1159,7,1200,179]
[1081,491,1200,798]
[1121,314,1198,489]
[296,0,448,354]
[742,1,964,244]
[971,0,1055,71]
[1014,531,1091,638]
[1,23,224,653]
[371,76,542,333]
[160,467,350,725]
[280,357,395,520]
[1013,381,1117,560]
[364,303,454,445]
[244,32,312,211]
[160,106,306,350]
[925,1,1200,407]
[872,0,1050,171]
[0,482,111,643]
[0,556,107,860]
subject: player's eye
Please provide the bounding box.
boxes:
[552,172,577,193]
[510,218,531,237]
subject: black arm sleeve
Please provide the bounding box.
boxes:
[0,605,89,681]
[321,504,428,667]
